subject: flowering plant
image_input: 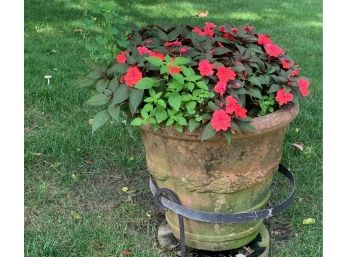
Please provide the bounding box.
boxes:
[79,22,309,141]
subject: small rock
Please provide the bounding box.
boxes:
[157,221,178,249]
[236,254,246,257]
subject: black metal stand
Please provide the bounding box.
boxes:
[150,164,296,257]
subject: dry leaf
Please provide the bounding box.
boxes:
[88,118,93,125]
[195,10,208,17]
[71,211,81,220]
[84,159,94,164]
[292,142,304,151]
[121,249,132,256]
[122,186,129,192]
[146,213,151,218]
[32,152,43,156]
[73,28,84,33]
[303,218,315,225]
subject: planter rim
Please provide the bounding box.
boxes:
[140,103,299,141]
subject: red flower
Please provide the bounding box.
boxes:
[203,22,215,38]
[211,110,231,131]
[223,32,234,40]
[257,34,272,45]
[198,60,215,76]
[116,51,127,63]
[192,27,206,36]
[119,75,125,84]
[124,66,142,87]
[298,78,310,96]
[218,26,226,32]
[264,43,284,57]
[225,96,238,114]
[275,88,293,105]
[231,27,239,34]
[291,69,299,77]
[243,25,254,33]
[216,66,236,82]
[235,105,248,119]
[168,64,181,74]
[149,51,165,60]
[164,39,182,47]
[180,47,188,54]
[214,81,227,96]
[281,58,292,69]
[225,96,248,119]
[137,46,152,55]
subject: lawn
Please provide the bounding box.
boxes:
[24,0,322,256]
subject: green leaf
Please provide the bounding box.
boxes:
[129,89,144,114]
[268,84,281,93]
[86,94,109,106]
[157,99,166,108]
[186,101,196,112]
[146,57,163,66]
[187,82,194,92]
[248,76,262,87]
[168,81,184,91]
[160,65,168,74]
[166,118,174,126]
[175,124,183,132]
[92,110,110,133]
[135,77,155,89]
[168,92,182,111]
[188,119,200,133]
[201,122,216,141]
[172,74,185,85]
[247,88,263,99]
[113,84,130,104]
[174,57,190,65]
[77,76,98,88]
[155,108,168,123]
[141,103,153,117]
[177,116,187,126]
[181,66,195,77]
[223,130,233,145]
[108,104,121,121]
[208,101,219,111]
[213,47,232,55]
[95,79,109,93]
[130,118,143,126]
[196,81,208,90]
[303,218,316,225]
[271,75,287,84]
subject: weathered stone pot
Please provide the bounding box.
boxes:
[140,104,299,251]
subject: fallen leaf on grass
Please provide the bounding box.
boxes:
[122,186,129,192]
[292,142,304,151]
[84,159,94,164]
[32,152,43,156]
[73,28,84,33]
[121,249,132,256]
[71,211,81,220]
[195,10,208,17]
[88,118,93,125]
[303,218,315,225]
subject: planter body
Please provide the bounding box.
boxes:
[140,104,299,251]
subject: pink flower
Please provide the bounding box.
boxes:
[216,66,236,82]
[192,27,206,36]
[211,110,231,131]
[148,51,165,60]
[291,69,299,77]
[275,88,293,105]
[124,67,142,87]
[137,46,152,55]
[235,105,248,119]
[281,58,292,69]
[298,78,310,96]
[180,47,188,54]
[231,27,239,34]
[116,51,127,63]
[243,25,253,33]
[223,32,233,40]
[264,43,284,57]
[168,64,181,74]
[225,96,238,114]
[214,81,227,96]
[218,26,226,32]
[164,39,182,47]
[257,34,272,45]
[198,60,215,76]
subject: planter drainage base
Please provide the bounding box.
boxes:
[158,220,269,257]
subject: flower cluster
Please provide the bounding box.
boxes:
[81,22,310,140]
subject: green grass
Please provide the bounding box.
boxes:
[25,0,322,256]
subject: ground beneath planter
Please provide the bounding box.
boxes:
[157,221,269,257]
